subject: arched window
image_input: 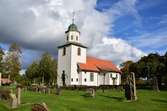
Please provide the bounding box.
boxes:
[67,35,69,41]
[77,47,81,56]
[84,78,87,82]
[76,36,78,41]
[63,47,66,56]
[71,35,73,40]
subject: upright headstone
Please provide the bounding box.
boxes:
[91,88,95,98]
[125,72,137,101]
[56,85,61,95]
[86,88,95,98]
[131,72,137,100]
[16,86,21,105]
[0,73,1,86]
[9,93,18,108]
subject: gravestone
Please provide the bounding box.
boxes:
[32,103,49,111]
[86,88,95,98]
[56,85,61,95]
[16,85,22,105]
[9,93,18,108]
[125,72,137,101]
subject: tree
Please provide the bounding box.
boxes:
[3,43,22,81]
[0,46,4,73]
[25,52,57,86]
[120,61,134,84]
[120,61,134,73]
[125,53,167,91]
[26,61,39,83]
[39,52,57,85]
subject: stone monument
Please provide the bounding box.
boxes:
[125,72,137,101]
[9,92,18,108]
[16,85,22,105]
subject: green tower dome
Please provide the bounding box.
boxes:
[65,23,80,33]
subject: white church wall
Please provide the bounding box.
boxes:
[57,46,72,86]
[81,71,98,86]
[109,73,121,85]
[70,45,86,85]
[98,74,103,86]
[97,72,121,86]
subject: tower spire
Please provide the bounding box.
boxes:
[72,11,75,24]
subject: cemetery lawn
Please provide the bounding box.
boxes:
[0,89,167,111]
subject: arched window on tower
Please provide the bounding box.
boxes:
[71,35,73,40]
[63,47,66,56]
[76,36,78,41]
[67,35,69,41]
[77,47,81,56]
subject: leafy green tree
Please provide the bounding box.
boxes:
[25,52,57,86]
[3,43,22,81]
[120,61,134,84]
[39,52,57,85]
[26,61,39,83]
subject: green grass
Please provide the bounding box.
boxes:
[0,89,167,111]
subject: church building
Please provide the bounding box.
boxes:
[57,23,122,87]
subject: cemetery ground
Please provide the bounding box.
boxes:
[0,89,167,111]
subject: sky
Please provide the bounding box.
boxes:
[0,0,167,69]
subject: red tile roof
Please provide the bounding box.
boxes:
[78,56,121,73]
[1,78,12,84]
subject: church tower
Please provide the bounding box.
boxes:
[57,23,87,86]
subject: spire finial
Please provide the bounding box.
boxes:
[72,11,75,24]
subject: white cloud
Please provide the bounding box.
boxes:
[88,37,146,64]
[127,27,167,50]
[0,0,145,66]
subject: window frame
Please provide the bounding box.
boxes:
[90,73,94,81]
